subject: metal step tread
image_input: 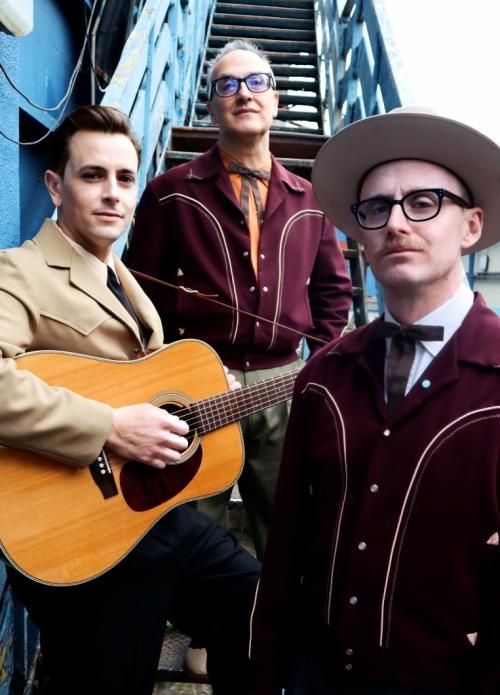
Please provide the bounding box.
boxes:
[212,23,315,40]
[169,126,328,159]
[213,12,314,29]
[157,626,209,684]
[216,3,314,19]
[165,149,316,169]
[216,0,312,9]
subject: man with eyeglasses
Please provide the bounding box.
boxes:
[251,107,500,694]
[125,39,352,672]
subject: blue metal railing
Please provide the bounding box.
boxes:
[101,0,215,191]
[316,0,411,134]
[316,0,411,310]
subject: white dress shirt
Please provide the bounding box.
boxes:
[384,282,474,397]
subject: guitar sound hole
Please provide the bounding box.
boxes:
[160,402,196,446]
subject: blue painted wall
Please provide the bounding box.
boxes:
[0,33,20,249]
[0,0,88,249]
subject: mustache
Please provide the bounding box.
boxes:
[377,235,426,256]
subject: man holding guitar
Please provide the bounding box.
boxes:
[0,105,259,695]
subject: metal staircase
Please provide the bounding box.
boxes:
[162,0,369,325]
[195,0,321,133]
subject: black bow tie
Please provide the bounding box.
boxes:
[374,321,444,342]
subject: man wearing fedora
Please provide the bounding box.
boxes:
[250,107,500,694]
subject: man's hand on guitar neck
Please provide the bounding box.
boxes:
[107,404,190,469]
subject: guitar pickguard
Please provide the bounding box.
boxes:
[120,445,202,511]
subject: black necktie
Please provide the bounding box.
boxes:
[374,321,444,411]
[106,266,145,343]
[227,162,271,227]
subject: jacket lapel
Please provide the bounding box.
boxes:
[35,220,159,347]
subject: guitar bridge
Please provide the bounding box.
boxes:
[88,450,118,499]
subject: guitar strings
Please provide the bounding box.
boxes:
[172,379,297,428]
[165,369,300,432]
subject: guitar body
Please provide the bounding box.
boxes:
[0,340,243,586]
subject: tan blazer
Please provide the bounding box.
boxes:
[0,220,163,467]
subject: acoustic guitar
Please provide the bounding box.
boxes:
[0,340,299,586]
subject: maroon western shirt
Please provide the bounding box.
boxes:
[126,145,352,370]
[252,295,500,694]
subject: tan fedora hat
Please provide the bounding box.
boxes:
[312,107,500,253]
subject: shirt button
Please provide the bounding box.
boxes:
[370,483,379,493]
[240,220,246,226]
[244,361,250,368]
[249,286,256,292]
[260,253,266,259]
[345,648,353,656]
[262,286,269,292]
[345,663,353,671]
[256,321,260,327]
[349,596,358,606]
[383,428,390,437]
[243,250,249,256]
[357,541,367,551]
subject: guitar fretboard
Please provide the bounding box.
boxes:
[192,368,300,434]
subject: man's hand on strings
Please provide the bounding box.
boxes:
[107,404,189,468]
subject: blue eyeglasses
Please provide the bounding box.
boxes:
[209,72,275,100]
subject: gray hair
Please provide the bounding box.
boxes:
[207,39,274,88]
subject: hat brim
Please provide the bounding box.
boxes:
[312,112,500,254]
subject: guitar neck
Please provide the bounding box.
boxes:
[193,368,300,435]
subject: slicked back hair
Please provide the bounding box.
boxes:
[207,39,274,90]
[47,105,141,176]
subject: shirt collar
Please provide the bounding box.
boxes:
[56,226,115,285]
[384,282,474,357]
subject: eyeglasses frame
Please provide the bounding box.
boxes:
[351,188,473,230]
[209,72,276,100]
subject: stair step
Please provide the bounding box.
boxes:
[205,47,317,64]
[168,126,328,159]
[211,24,315,42]
[213,12,314,31]
[277,76,319,88]
[165,149,314,171]
[266,64,318,77]
[209,35,315,52]
[216,0,312,9]
[217,3,314,20]
[278,92,320,107]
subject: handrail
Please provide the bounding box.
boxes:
[101,0,215,192]
[316,0,412,133]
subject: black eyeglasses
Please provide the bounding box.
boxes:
[209,72,275,99]
[351,188,473,230]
